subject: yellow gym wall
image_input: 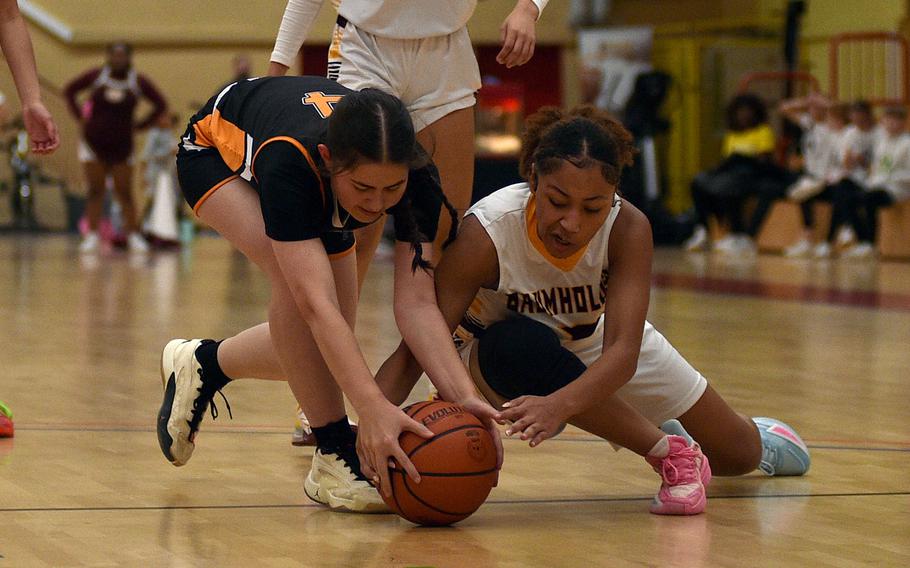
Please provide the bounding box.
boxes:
[1,0,908,225]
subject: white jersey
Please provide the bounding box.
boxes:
[455,183,707,426]
[456,183,620,357]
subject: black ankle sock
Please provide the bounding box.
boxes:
[312,416,356,452]
[194,340,232,390]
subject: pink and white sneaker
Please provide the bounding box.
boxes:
[646,435,710,515]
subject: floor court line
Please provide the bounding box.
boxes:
[3,491,909,514]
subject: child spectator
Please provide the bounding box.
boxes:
[784,103,851,258]
[808,101,878,258]
[843,106,910,258]
[778,93,834,256]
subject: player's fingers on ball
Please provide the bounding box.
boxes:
[404,416,434,438]
[395,448,422,484]
[359,448,378,480]
[376,463,392,497]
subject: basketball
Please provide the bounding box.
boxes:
[383,401,498,526]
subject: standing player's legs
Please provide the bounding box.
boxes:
[343,24,478,284]
[416,106,476,256]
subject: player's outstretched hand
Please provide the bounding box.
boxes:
[458,396,505,480]
[22,101,59,155]
[497,0,539,68]
[500,394,566,448]
[356,400,434,498]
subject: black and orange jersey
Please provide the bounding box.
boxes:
[179,75,442,243]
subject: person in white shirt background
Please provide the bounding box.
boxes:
[842,106,910,258]
[785,102,851,258]
[267,0,549,444]
[779,92,833,257]
[811,101,878,258]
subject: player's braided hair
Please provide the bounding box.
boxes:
[326,88,458,272]
[519,105,636,187]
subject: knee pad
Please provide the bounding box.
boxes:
[477,317,587,400]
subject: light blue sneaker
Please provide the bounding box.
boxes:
[753,417,811,476]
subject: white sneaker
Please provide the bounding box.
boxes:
[835,226,856,248]
[813,242,832,259]
[843,242,875,259]
[128,232,150,253]
[79,232,101,254]
[304,448,389,513]
[684,225,709,252]
[784,238,812,258]
[157,338,231,466]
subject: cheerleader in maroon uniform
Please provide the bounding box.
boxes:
[64,42,167,253]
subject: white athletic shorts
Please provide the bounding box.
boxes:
[328,17,481,131]
[458,320,708,428]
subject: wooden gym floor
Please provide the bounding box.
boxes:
[1,235,908,567]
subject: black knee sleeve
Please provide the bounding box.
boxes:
[476,317,587,400]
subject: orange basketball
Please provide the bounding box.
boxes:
[384,401,498,526]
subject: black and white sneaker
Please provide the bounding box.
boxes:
[157,339,231,466]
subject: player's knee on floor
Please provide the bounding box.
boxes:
[477,317,587,400]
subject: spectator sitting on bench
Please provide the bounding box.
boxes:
[781,103,854,258]
[685,93,780,254]
[809,101,879,258]
[840,106,910,259]
[776,93,834,257]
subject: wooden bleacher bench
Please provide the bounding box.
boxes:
[756,199,910,259]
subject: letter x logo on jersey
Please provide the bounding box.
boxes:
[302,91,344,118]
